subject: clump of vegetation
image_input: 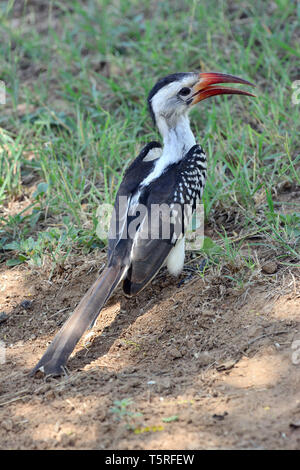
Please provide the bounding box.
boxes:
[0,0,299,284]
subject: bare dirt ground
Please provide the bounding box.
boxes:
[0,248,299,450]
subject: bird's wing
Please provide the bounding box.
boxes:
[107,141,162,263]
[122,144,207,296]
[121,164,182,297]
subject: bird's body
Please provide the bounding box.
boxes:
[31,71,254,376]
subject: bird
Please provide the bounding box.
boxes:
[31,71,255,376]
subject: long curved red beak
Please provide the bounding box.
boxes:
[191,72,256,104]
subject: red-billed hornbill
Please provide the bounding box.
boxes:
[31,72,254,376]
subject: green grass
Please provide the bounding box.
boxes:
[0,0,299,275]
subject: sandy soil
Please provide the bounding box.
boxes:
[0,251,299,450]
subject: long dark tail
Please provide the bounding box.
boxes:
[30,265,125,376]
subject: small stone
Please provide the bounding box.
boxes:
[157,378,171,391]
[168,347,182,359]
[59,433,75,447]
[247,325,264,338]
[262,261,278,274]
[45,390,56,400]
[2,419,13,431]
[195,351,214,366]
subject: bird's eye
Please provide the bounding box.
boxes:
[178,87,191,96]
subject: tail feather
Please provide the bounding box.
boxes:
[30,265,124,376]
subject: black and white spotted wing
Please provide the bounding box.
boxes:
[107,141,162,265]
[107,144,207,296]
